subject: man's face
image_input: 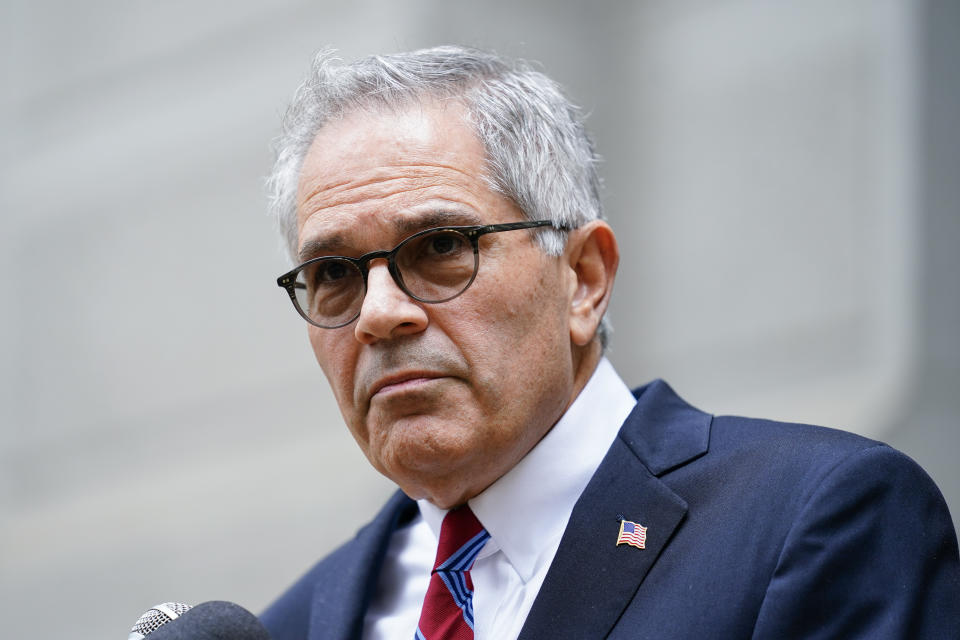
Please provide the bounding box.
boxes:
[294,101,583,508]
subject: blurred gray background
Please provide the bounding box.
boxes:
[2,1,957,638]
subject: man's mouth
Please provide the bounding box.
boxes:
[369,372,446,399]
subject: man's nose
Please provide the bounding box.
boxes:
[354,261,429,343]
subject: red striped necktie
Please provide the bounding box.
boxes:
[415,506,490,640]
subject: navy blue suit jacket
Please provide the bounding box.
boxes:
[261,380,960,638]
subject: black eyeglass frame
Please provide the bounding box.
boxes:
[276,220,568,329]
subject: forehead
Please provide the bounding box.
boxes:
[294,101,515,257]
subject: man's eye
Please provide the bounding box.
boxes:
[314,260,350,283]
[424,232,465,256]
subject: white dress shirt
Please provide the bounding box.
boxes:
[363,358,637,640]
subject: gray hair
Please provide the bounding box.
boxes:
[268,45,610,345]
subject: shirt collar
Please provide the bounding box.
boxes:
[418,357,636,582]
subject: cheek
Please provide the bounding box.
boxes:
[491,265,568,342]
[306,326,329,371]
[458,272,570,391]
[308,328,358,411]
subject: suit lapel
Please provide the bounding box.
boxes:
[518,380,711,640]
[309,491,417,640]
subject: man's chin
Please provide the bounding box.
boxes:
[395,476,482,510]
[374,440,489,504]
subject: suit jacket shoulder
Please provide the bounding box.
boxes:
[521,379,960,639]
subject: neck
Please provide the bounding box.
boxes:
[567,339,603,411]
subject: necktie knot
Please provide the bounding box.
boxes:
[433,505,489,573]
[416,505,490,640]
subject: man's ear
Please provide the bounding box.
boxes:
[565,220,619,346]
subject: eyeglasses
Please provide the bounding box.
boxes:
[277,220,567,328]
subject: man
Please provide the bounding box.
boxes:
[262,46,959,639]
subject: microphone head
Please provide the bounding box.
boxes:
[132,601,272,639]
[128,603,192,639]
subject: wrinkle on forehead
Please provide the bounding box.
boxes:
[297,161,485,215]
[295,174,490,251]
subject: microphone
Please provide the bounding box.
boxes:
[127,601,272,639]
[129,603,191,638]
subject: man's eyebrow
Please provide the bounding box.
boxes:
[298,234,347,262]
[298,209,484,262]
[393,209,483,235]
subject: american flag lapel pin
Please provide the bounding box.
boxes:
[616,516,647,549]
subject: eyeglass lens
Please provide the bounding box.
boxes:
[293,228,479,327]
